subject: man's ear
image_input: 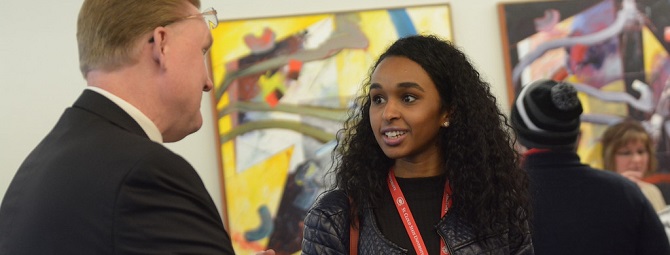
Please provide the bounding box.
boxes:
[150,27,168,68]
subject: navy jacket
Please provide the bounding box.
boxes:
[524,150,670,254]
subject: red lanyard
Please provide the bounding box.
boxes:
[387,170,452,255]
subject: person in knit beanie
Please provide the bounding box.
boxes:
[511,79,670,255]
[511,79,583,150]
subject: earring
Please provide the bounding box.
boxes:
[442,120,450,128]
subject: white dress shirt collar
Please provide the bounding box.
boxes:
[86,87,163,143]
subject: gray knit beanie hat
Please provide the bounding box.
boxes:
[511,79,583,150]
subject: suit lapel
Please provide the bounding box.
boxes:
[72,90,149,139]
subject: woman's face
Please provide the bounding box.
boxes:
[614,139,650,175]
[368,56,447,162]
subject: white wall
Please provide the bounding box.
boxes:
[0,0,531,217]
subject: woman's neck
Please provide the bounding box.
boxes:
[392,160,444,178]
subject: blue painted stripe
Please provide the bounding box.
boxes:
[388,9,417,37]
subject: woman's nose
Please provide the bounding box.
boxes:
[382,100,400,121]
[631,152,645,162]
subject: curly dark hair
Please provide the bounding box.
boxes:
[331,34,530,234]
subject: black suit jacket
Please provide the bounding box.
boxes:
[0,90,235,254]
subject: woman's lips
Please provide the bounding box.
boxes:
[382,130,407,146]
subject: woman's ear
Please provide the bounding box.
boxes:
[441,112,450,128]
[441,120,450,128]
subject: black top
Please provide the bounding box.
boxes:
[374,174,447,255]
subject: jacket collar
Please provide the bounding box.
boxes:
[522,150,583,168]
[72,90,148,139]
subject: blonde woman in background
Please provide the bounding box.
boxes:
[602,119,667,212]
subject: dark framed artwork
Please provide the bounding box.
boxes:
[499,0,670,173]
[208,4,453,254]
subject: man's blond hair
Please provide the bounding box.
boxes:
[77,0,201,77]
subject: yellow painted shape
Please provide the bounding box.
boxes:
[642,26,668,82]
[217,114,236,175]
[574,80,627,167]
[210,15,328,90]
[258,71,287,96]
[225,146,293,253]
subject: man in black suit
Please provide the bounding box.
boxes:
[0,0,238,254]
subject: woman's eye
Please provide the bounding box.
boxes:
[371,95,386,104]
[403,95,417,103]
[616,150,632,156]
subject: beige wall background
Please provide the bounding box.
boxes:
[0,0,537,216]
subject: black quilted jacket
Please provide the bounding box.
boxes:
[302,190,534,255]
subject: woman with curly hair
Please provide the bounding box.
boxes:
[301,35,533,254]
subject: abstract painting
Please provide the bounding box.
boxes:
[208,5,452,254]
[499,0,670,174]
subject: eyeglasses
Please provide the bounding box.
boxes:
[162,7,218,29]
[186,7,218,29]
[149,7,218,43]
